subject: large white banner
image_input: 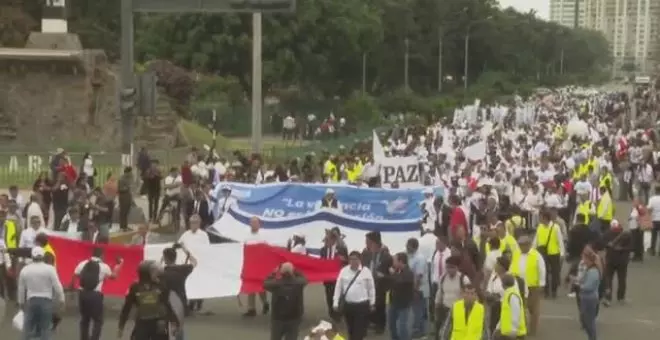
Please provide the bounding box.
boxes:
[380,156,422,188]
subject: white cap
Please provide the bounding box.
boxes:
[423,188,433,195]
[311,320,333,333]
[326,188,335,194]
[221,184,231,191]
[31,246,45,258]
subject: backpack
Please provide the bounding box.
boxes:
[79,260,101,291]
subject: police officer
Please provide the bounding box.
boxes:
[118,261,178,340]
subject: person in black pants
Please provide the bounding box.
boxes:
[361,232,392,335]
[320,231,347,322]
[602,222,632,305]
[143,161,162,223]
[51,173,70,231]
[117,167,134,231]
[335,251,374,340]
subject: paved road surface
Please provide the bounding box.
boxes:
[2,200,659,339]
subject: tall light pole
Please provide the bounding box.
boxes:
[251,13,263,153]
[123,0,295,158]
[404,38,410,89]
[438,27,443,92]
[463,16,492,90]
[463,30,469,90]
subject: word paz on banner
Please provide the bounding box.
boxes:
[382,163,421,186]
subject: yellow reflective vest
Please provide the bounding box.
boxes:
[599,173,612,191]
[500,287,527,336]
[596,192,613,221]
[510,249,542,287]
[505,215,526,235]
[576,201,593,225]
[324,161,339,182]
[451,300,485,340]
[535,223,561,255]
[3,219,18,249]
[346,167,360,183]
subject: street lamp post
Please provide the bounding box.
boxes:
[462,15,492,90]
[463,30,470,90]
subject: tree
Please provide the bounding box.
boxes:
[5,0,612,126]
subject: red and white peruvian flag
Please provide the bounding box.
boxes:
[48,236,342,298]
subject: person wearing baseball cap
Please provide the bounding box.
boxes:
[17,246,65,339]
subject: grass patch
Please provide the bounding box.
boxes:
[177,120,308,155]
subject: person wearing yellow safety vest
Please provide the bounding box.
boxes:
[344,159,362,184]
[574,194,595,227]
[596,185,613,233]
[504,208,527,239]
[494,274,527,340]
[509,236,546,336]
[323,157,339,183]
[531,210,564,299]
[598,166,613,195]
[439,283,488,340]
[495,223,519,255]
[1,210,19,250]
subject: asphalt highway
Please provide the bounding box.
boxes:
[2,200,659,340]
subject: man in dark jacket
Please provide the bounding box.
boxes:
[567,214,598,261]
[320,229,348,322]
[602,220,632,305]
[361,231,392,334]
[263,262,307,340]
[388,252,415,340]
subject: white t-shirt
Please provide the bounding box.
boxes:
[83,158,94,177]
[647,195,660,221]
[164,175,183,196]
[178,229,211,248]
[483,250,502,273]
[74,257,113,291]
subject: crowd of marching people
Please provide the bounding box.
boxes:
[1,82,659,340]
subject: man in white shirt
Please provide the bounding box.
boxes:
[73,247,123,340]
[646,186,660,255]
[638,162,654,204]
[428,236,449,319]
[332,251,375,340]
[315,189,343,213]
[243,217,270,317]
[19,215,48,249]
[214,185,237,220]
[434,255,471,335]
[17,247,65,339]
[178,214,211,248]
[158,167,183,223]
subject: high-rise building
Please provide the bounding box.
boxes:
[549,0,586,27]
[583,0,659,75]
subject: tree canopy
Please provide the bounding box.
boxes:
[3,0,612,129]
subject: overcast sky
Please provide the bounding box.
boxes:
[499,0,549,20]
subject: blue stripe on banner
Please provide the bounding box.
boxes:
[227,206,420,232]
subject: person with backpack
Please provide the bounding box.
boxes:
[73,247,123,340]
[433,256,470,340]
[118,261,178,340]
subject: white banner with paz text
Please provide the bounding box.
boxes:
[379,156,422,188]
